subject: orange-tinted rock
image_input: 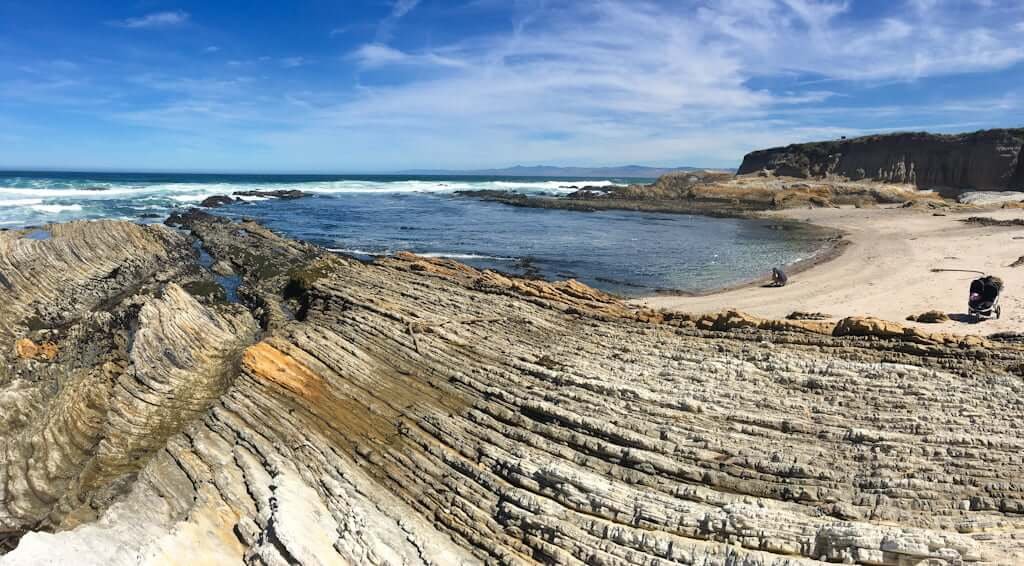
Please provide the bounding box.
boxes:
[15,338,58,361]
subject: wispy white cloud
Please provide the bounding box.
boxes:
[351,44,467,69]
[391,0,420,19]
[110,11,189,29]
[204,46,221,53]
[281,56,308,68]
[312,0,1023,167]
[17,59,79,74]
[376,0,421,42]
[697,0,1024,80]
[31,0,1022,170]
[128,74,255,96]
[780,0,849,29]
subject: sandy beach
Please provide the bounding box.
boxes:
[634,205,1024,335]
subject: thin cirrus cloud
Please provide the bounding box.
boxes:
[351,44,467,69]
[96,0,1024,168]
[108,1,1024,168]
[375,0,420,42]
[322,0,1024,166]
[5,0,1023,171]
[109,11,190,29]
[281,57,309,68]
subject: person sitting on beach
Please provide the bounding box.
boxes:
[770,267,788,287]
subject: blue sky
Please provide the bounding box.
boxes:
[1,0,1022,172]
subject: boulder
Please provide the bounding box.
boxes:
[907,310,951,323]
[198,195,239,208]
[833,316,910,339]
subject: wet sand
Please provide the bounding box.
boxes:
[634,205,1024,335]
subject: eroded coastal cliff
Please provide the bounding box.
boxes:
[2,210,1024,565]
[737,129,1024,193]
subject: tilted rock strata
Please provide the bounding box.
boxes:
[738,129,1024,193]
[0,222,255,536]
[471,171,945,217]
[2,218,1024,564]
[0,222,190,344]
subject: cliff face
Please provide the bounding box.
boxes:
[738,129,1024,193]
[3,216,1024,564]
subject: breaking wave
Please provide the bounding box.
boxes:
[30,204,83,213]
[0,177,615,224]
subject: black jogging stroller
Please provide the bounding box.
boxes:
[968,275,1003,320]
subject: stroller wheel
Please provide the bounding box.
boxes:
[996,306,1002,319]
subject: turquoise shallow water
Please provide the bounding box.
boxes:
[0,171,826,296]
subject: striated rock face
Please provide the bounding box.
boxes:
[3,218,1024,564]
[738,129,1024,193]
[468,171,941,218]
[0,222,257,545]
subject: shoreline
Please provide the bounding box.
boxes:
[11,186,1022,338]
[646,223,850,298]
[6,216,1024,563]
[451,188,1024,337]
[454,190,854,298]
[633,204,1024,335]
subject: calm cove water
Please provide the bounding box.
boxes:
[0,171,826,296]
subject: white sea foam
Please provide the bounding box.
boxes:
[488,180,614,191]
[128,204,170,211]
[170,194,210,203]
[0,186,138,198]
[0,179,606,206]
[0,198,44,207]
[327,248,516,261]
[0,178,617,229]
[298,179,612,195]
[418,252,516,261]
[31,204,83,213]
[328,248,382,256]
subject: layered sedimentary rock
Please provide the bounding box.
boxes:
[0,222,257,548]
[738,129,1024,193]
[464,171,941,216]
[3,216,1024,564]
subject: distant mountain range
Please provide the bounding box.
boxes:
[398,165,723,179]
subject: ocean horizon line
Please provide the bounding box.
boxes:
[0,165,728,179]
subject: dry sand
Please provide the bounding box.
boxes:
[634,205,1024,335]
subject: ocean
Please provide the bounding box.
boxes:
[0,171,825,296]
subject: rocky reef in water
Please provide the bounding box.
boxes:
[2,214,1024,564]
[460,170,946,216]
[737,128,1024,194]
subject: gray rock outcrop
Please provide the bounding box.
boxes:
[738,129,1024,194]
[2,218,1024,564]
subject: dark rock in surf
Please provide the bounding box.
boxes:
[165,207,227,228]
[233,189,310,200]
[199,195,240,208]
